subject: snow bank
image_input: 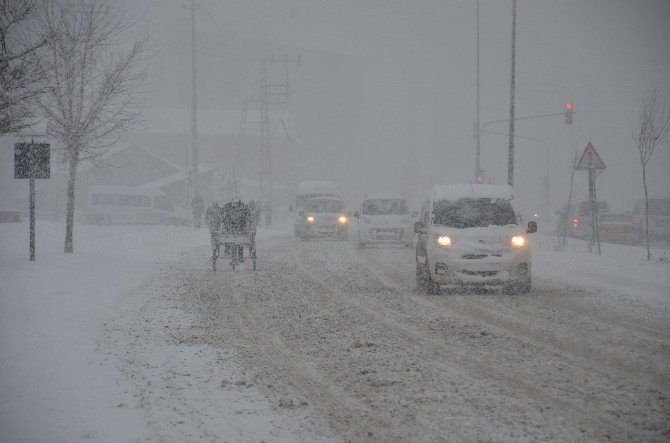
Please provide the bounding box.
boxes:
[532,233,670,306]
[0,215,299,442]
[0,221,210,441]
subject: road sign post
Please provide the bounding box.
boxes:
[574,142,606,255]
[14,141,50,261]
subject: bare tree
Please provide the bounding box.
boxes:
[632,89,670,261]
[0,0,49,134]
[37,0,146,253]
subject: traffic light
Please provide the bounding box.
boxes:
[564,102,573,125]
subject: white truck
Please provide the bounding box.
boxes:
[414,184,537,294]
[354,194,414,248]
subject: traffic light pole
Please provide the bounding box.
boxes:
[507,0,517,187]
[482,129,551,220]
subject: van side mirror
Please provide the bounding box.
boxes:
[527,220,537,234]
[354,211,360,218]
[414,221,426,234]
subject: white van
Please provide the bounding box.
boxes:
[293,181,340,237]
[414,184,536,294]
[295,196,349,240]
[354,194,414,248]
[85,185,189,226]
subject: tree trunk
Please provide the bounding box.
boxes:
[642,164,651,261]
[64,152,78,253]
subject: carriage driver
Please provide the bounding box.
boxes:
[220,194,251,260]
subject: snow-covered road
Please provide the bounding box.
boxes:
[2,221,668,441]
[127,234,669,442]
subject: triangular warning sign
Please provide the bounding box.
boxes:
[575,142,606,170]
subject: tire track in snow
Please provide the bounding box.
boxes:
[306,241,665,440]
[357,246,670,392]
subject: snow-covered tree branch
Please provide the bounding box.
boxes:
[0,0,50,134]
[37,0,147,253]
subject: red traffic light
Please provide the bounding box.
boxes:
[476,175,483,184]
[565,102,573,110]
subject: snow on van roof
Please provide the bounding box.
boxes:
[430,184,514,201]
[306,196,343,201]
[296,181,339,194]
[361,194,406,201]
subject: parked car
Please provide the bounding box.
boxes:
[632,197,670,243]
[295,197,349,240]
[556,200,609,239]
[597,212,637,245]
[414,184,536,294]
[354,194,415,248]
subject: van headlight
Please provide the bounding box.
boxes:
[511,235,526,247]
[306,215,315,223]
[435,235,452,247]
[338,215,348,225]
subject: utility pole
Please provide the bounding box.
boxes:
[474,0,481,183]
[233,101,248,195]
[507,0,517,187]
[259,55,300,228]
[183,0,199,199]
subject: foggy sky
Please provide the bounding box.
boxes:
[2,0,669,215]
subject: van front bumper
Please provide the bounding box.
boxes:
[425,249,530,286]
[358,225,412,244]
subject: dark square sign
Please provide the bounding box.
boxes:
[14,143,50,179]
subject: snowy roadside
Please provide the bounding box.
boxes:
[0,219,305,442]
[532,233,670,306]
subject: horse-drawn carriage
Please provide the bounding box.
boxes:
[211,230,256,271]
[208,200,257,271]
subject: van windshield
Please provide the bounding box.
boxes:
[433,198,517,228]
[361,199,408,215]
[304,198,344,213]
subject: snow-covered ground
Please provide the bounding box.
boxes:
[534,233,670,306]
[1,219,668,441]
[0,220,321,442]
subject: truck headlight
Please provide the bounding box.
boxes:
[338,215,348,225]
[435,235,452,247]
[511,235,526,247]
[306,215,315,223]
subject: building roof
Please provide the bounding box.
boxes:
[143,165,215,189]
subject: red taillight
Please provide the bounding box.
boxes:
[572,218,579,229]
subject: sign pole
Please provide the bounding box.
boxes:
[574,142,605,255]
[588,168,595,254]
[29,177,35,261]
[15,139,50,261]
